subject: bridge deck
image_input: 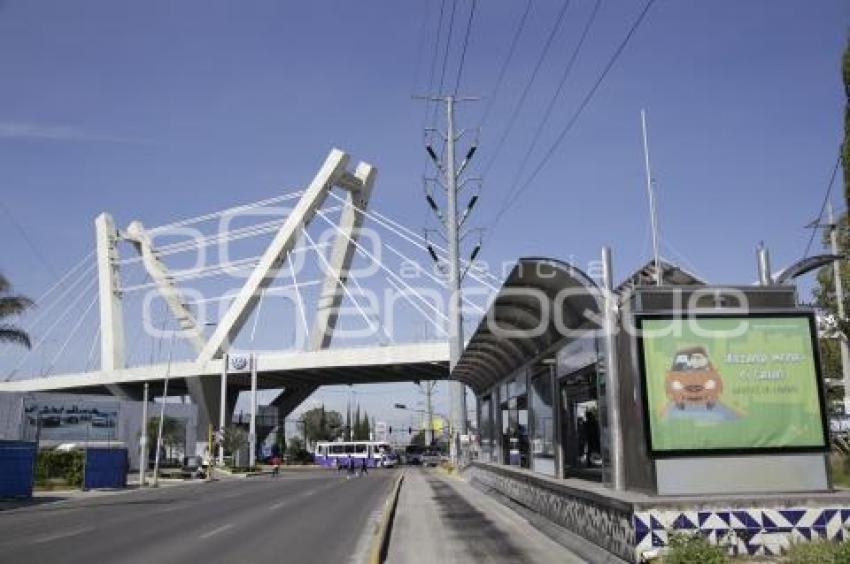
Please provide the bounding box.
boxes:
[0,341,449,396]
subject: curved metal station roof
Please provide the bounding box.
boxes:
[452,257,604,394]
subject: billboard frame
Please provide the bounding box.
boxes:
[634,310,829,458]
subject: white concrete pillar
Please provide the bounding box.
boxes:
[95,213,125,372]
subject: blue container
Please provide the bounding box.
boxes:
[0,440,36,498]
[84,448,128,489]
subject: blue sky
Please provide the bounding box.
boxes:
[0,1,848,428]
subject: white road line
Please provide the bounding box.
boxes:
[33,526,96,544]
[199,523,234,539]
[268,501,286,510]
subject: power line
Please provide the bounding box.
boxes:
[452,0,477,96]
[421,0,448,132]
[485,0,657,236]
[503,0,602,196]
[477,0,532,128]
[480,0,573,176]
[430,0,458,128]
[802,153,842,259]
[0,200,59,279]
[410,0,436,96]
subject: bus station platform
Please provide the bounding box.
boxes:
[466,461,850,562]
[385,467,588,564]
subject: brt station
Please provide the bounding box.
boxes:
[452,255,850,561]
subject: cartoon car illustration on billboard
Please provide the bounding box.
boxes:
[665,346,723,410]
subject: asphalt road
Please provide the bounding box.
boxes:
[0,469,395,564]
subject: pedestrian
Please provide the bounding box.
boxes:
[347,457,355,479]
[360,457,368,477]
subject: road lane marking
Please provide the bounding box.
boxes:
[199,523,234,539]
[33,526,96,544]
[156,504,186,514]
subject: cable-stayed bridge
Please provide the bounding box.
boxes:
[0,148,499,443]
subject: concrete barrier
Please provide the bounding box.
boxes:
[368,471,404,564]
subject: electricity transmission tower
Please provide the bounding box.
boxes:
[418,94,481,464]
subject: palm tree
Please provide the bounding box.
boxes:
[0,274,33,348]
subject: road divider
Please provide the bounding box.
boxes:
[368,471,404,564]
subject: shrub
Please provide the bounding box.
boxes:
[785,538,850,563]
[35,450,84,488]
[664,533,727,564]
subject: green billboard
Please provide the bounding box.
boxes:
[636,314,827,455]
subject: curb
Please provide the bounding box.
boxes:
[368,471,404,564]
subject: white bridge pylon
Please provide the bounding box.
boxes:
[0,148,491,437]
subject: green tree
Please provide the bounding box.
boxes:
[410,429,426,447]
[353,404,361,440]
[300,405,343,443]
[362,410,371,440]
[813,212,850,412]
[0,274,33,348]
[222,424,248,456]
[144,416,185,462]
[345,404,351,441]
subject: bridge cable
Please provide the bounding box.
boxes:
[325,191,500,288]
[29,250,95,309]
[148,190,304,233]
[382,241,486,315]
[384,276,449,337]
[313,209,450,324]
[18,260,97,332]
[286,252,312,346]
[301,227,379,335]
[44,291,99,376]
[85,325,101,372]
[249,284,266,344]
[5,276,98,381]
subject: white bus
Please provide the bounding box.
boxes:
[314,441,392,468]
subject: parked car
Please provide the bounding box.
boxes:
[91,414,115,428]
[380,453,399,468]
[181,456,206,479]
[404,445,424,465]
[422,451,441,467]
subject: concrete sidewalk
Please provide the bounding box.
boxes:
[386,468,585,564]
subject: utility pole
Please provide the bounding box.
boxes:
[140,382,149,486]
[828,203,850,414]
[420,381,436,446]
[419,94,480,465]
[249,353,258,468]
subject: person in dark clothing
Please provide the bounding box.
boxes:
[360,457,368,476]
[585,411,600,466]
[347,457,355,479]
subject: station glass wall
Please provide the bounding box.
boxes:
[530,368,555,476]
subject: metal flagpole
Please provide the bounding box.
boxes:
[641,109,662,286]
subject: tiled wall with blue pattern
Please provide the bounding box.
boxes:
[635,507,850,558]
